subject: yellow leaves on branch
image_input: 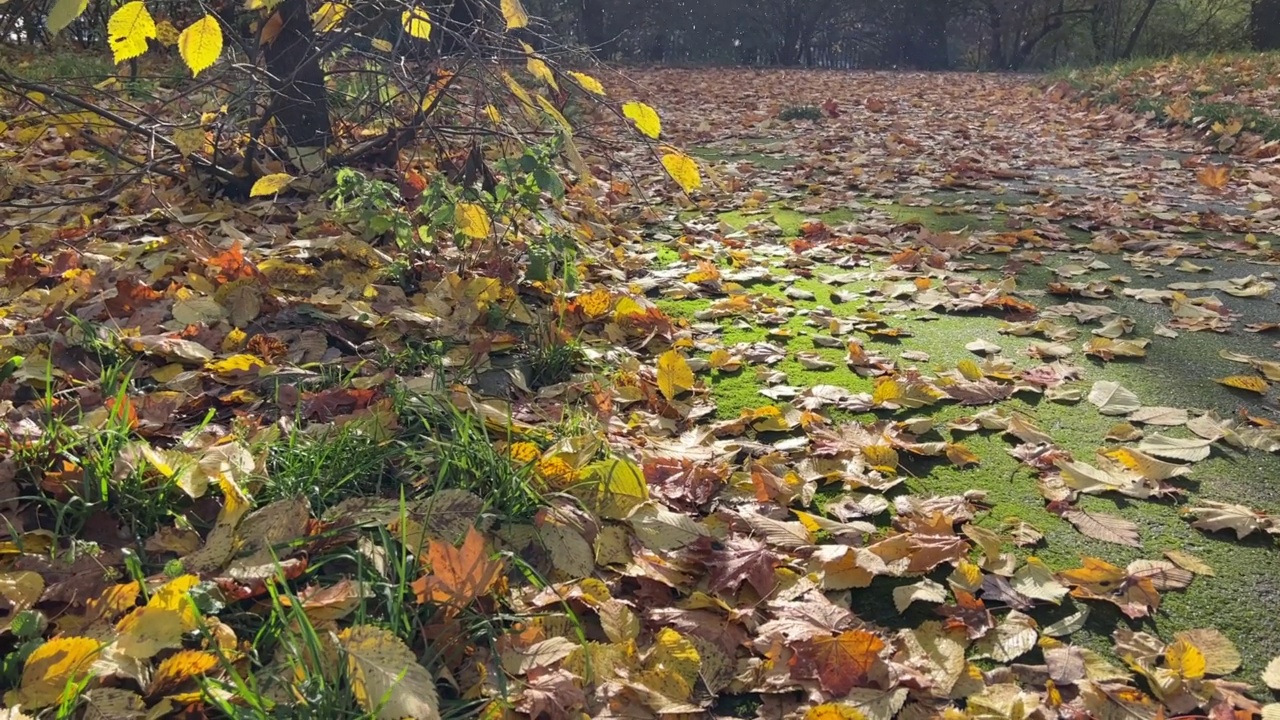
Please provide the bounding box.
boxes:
[249,173,295,197]
[47,0,90,34]
[623,101,661,139]
[661,151,702,193]
[402,7,432,39]
[178,14,222,77]
[454,202,491,239]
[523,43,557,91]
[501,0,529,29]
[656,349,694,400]
[569,71,606,96]
[311,1,347,32]
[107,1,156,64]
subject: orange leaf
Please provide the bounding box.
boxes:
[412,527,502,612]
[790,629,886,695]
[259,11,283,46]
[1196,164,1230,190]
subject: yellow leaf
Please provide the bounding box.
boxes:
[148,574,201,630]
[402,8,431,39]
[534,94,572,132]
[148,649,219,696]
[107,1,157,64]
[116,607,185,658]
[11,636,102,709]
[957,358,983,381]
[580,457,649,520]
[1196,164,1230,191]
[454,202,491,239]
[661,152,701,193]
[872,377,901,406]
[339,625,441,720]
[863,444,898,473]
[649,627,700,686]
[622,100,661,139]
[371,37,392,52]
[1215,374,1269,393]
[420,70,455,112]
[178,14,222,77]
[656,349,694,400]
[522,42,557,90]
[569,71,605,95]
[484,104,502,123]
[576,288,612,318]
[1166,638,1206,681]
[501,0,528,29]
[806,705,868,720]
[206,354,266,375]
[172,126,206,157]
[249,172,294,197]
[48,0,90,33]
[708,348,740,372]
[311,1,346,31]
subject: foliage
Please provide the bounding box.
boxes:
[5,0,1280,715]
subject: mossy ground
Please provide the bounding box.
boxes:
[650,194,1280,678]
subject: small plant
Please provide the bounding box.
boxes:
[778,104,824,122]
[325,168,414,248]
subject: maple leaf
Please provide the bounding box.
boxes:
[790,629,886,696]
[706,535,779,597]
[411,526,503,611]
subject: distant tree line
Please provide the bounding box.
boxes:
[0,0,1272,70]
[523,0,1260,70]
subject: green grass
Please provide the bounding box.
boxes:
[648,224,1280,678]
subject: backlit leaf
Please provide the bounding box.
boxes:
[661,152,702,193]
[454,202,491,239]
[402,7,431,38]
[501,0,528,29]
[622,101,661,139]
[656,349,694,400]
[249,173,295,197]
[107,2,156,64]
[47,0,90,34]
[178,14,222,77]
[569,71,605,95]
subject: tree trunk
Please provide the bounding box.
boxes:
[1121,0,1161,58]
[1253,0,1280,49]
[261,0,330,148]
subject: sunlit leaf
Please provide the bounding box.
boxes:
[178,14,222,77]
[622,100,661,138]
[107,1,157,64]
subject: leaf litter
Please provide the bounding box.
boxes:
[1,62,1280,719]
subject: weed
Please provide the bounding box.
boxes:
[397,396,543,519]
[262,424,401,512]
[778,104,823,122]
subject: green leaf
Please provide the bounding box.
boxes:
[47,0,90,34]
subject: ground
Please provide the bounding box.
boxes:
[2,59,1280,719]
[621,67,1280,679]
